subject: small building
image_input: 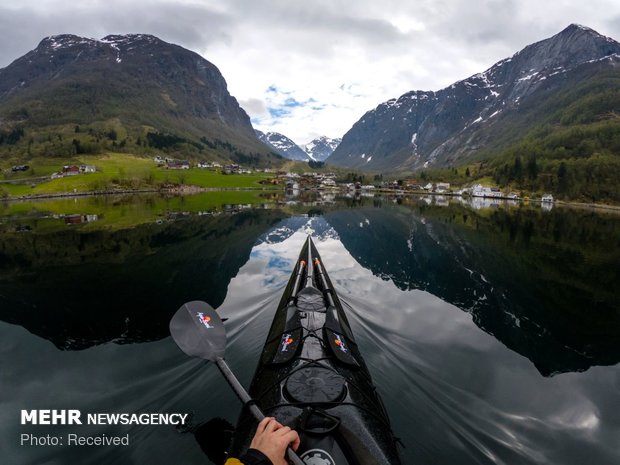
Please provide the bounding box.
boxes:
[11,165,29,172]
[471,184,502,198]
[223,164,240,174]
[423,182,434,191]
[471,184,485,197]
[541,194,554,203]
[80,165,96,173]
[62,165,80,176]
[167,160,190,170]
[64,214,99,225]
[436,182,450,191]
[489,187,502,198]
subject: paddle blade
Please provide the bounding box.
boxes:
[169,301,226,361]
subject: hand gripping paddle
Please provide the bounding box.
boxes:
[169,301,304,465]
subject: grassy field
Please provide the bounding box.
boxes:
[0,153,276,197]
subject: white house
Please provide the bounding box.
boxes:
[471,184,487,197]
[471,184,503,198]
[436,182,450,192]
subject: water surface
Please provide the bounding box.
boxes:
[1,194,619,465]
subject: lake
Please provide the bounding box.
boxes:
[1,192,619,465]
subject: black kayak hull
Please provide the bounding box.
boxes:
[229,236,402,465]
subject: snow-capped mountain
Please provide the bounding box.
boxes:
[254,130,342,162]
[304,136,341,161]
[0,34,276,164]
[255,130,309,161]
[257,216,340,245]
[329,24,620,171]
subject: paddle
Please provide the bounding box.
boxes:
[169,300,304,465]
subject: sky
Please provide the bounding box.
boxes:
[1,1,620,145]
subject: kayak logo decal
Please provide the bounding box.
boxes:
[196,312,213,329]
[301,449,336,465]
[280,333,294,352]
[334,334,348,353]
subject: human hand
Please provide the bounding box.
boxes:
[249,417,300,465]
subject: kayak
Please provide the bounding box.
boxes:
[228,236,402,465]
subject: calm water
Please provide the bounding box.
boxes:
[1,193,619,465]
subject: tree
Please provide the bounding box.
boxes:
[465,167,470,177]
[558,162,568,193]
[513,156,523,182]
[526,154,538,180]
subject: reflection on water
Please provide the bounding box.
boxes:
[0,209,288,349]
[1,195,619,465]
[324,204,620,376]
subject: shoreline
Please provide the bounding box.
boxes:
[1,185,277,202]
[358,188,620,212]
[3,185,620,213]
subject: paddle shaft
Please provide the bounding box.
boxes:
[214,358,305,465]
[215,357,264,420]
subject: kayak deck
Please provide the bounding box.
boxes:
[229,236,402,464]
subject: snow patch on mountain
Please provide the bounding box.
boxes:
[255,130,309,161]
[329,23,620,171]
[304,136,341,161]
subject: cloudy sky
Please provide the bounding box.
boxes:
[1,0,620,144]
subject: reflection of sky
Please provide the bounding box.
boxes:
[2,214,619,465]
[220,219,620,465]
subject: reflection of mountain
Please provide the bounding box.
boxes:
[325,205,620,376]
[257,216,339,245]
[0,210,286,349]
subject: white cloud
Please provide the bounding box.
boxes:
[1,0,620,144]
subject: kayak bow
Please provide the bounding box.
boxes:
[229,236,402,465]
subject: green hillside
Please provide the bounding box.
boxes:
[0,34,281,168]
[480,71,620,202]
[0,119,282,168]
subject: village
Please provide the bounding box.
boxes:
[5,157,554,205]
[279,171,555,204]
[154,156,556,203]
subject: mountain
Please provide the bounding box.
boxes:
[0,34,280,165]
[305,136,341,161]
[329,24,620,172]
[255,129,309,160]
